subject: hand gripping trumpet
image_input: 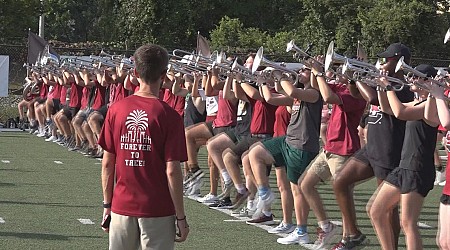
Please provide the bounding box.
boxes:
[342,59,405,91]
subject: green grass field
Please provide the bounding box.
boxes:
[0,130,444,249]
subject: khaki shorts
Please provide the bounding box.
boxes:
[307,150,349,181]
[109,212,175,250]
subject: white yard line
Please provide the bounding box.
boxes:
[77,218,95,225]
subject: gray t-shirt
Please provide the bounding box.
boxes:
[285,92,323,153]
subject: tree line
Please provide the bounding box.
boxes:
[1,0,450,59]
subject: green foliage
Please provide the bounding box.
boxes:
[1,0,449,61]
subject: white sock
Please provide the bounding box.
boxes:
[220,169,231,184]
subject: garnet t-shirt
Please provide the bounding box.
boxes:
[324,84,366,156]
[98,95,187,217]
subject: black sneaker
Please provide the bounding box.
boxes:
[208,197,232,209]
[331,233,368,250]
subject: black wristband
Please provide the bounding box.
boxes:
[176,216,186,221]
[103,202,112,208]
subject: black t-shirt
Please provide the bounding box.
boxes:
[399,119,437,171]
[366,86,414,169]
[234,100,252,138]
[184,95,206,127]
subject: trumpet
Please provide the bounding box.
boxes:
[253,46,298,84]
[342,59,405,91]
[286,40,324,67]
[395,56,450,90]
[325,41,378,72]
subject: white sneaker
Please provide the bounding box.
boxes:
[198,193,218,204]
[268,221,296,234]
[255,190,275,218]
[277,228,309,245]
[45,135,57,142]
[313,223,339,249]
[435,170,446,185]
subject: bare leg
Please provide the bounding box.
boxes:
[368,182,400,250]
[333,158,374,237]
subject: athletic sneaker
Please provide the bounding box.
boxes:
[268,221,296,234]
[255,190,275,216]
[276,227,309,244]
[198,193,218,204]
[45,135,57,142]
[331,233,367,250]
[313,223,338,249]
[222,181,234,198]
[435,169,446,185]
[208,197,232,208]
[184,169,205,184]
[230,190,249,209]
[231,207,255,217]
[246,213,275,225]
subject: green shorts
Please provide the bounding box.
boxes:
[262,136,317,184]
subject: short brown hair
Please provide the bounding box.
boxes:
[134,44,169,84]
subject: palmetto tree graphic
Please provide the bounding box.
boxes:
[126,110,149,131]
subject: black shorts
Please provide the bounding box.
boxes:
[36,97,47,105]
[385,168,435,197]
[353,146,392,180]
[205,121,234,136]
[441,194,450,205]
[52,99,61,114]
[63,107,80,120]
[233,136,261,159]
[96,105,108,118]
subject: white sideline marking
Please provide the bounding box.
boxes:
[53,161,63,164]
[330,220,343,226]
[78,218,95,225]
[0,217,5,223]
[1,160,10,163]
[417,221,434,229]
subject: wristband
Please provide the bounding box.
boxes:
[103,202,112,208]
[176,216,187,221]
[315,72,325,78]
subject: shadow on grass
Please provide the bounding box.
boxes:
[0,200,65,206]
[0,231,102,240]
[0,182,15,187]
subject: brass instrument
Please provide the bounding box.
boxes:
[253,47,298,84]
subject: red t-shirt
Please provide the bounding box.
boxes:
[274,106,291,137]
[80,86,91,109]
[324,84,366,156]
[39,83,48,99]
[98,95,188,217]
[69,82,83,108]
[47,82,61,100]
[162,88,185,117]
[60,86,68,105]
[92,81,107,110]
[110,83,129,105]
[248,97,277,134]
[213,90,238,128]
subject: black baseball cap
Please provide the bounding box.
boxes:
[414,64,437,77]
[377,43,411,61]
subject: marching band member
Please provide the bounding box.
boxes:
[332,43,414,250]
[369,64,439,250]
